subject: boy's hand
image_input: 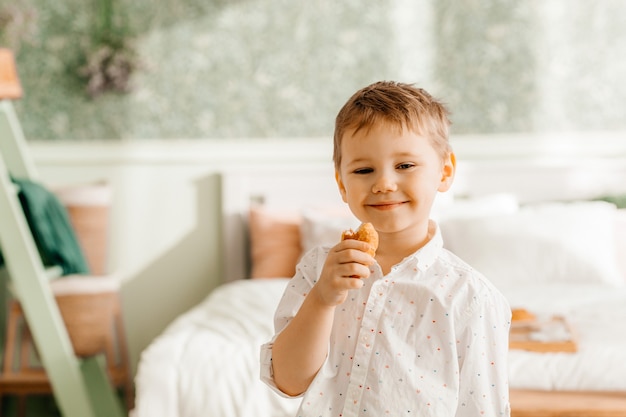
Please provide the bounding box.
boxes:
[312,239,375,306]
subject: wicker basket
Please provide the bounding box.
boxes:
[56,292,117,357]
[50,276,121,357]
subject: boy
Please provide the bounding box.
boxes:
[260,81,511,416]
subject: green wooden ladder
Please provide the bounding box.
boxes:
[0,97,125,415]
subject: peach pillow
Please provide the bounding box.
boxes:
[248,207,302,279]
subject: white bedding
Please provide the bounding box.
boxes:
[133,278,626,417]
[132,279,299,417]
[502,282,626,392]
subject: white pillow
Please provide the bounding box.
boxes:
[436,193,519,221]
[615,209,626,282]
[300,206,359,255]
[440,201,624,288]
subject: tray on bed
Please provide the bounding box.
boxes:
[510,312,577,353]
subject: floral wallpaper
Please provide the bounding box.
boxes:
[4,0,626,141]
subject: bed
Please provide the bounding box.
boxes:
[131,135,626,417]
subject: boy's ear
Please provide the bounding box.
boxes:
[438,152,456,192]
[335,171,348,203]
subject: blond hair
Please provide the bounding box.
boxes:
[333,81,452,170]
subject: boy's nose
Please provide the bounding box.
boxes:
[372,173,397,193]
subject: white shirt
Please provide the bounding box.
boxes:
[260,222,511,417]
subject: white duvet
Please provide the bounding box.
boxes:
[132,279,299,417]
[501,282,626,392]
[132,278,626,417]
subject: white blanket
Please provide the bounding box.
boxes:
[132,279,299,417]
[502,282,626,391]
[132,279,626,417]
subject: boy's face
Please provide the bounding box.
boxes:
[335,123,455,237]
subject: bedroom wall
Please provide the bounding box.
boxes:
[7,0,626,140]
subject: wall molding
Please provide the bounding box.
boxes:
[30,132,626,168]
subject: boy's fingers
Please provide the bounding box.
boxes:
[337,239,374,256]
[346,277,364,289]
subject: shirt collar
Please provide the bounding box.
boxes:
[400,220,443,273]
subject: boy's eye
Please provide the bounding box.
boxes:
[353,167,373,175]
[397,162,416,170]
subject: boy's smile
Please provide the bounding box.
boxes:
[367,200,408,211]
[336,122,455,255]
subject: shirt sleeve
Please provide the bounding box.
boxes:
[259,247,323,397]
[260,339,302,398]
[455,283,512,417]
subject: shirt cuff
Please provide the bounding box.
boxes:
[259,341,304,399]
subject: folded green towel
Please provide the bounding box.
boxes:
[0,178,90,275]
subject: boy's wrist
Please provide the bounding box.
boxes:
[308,283,343,310]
